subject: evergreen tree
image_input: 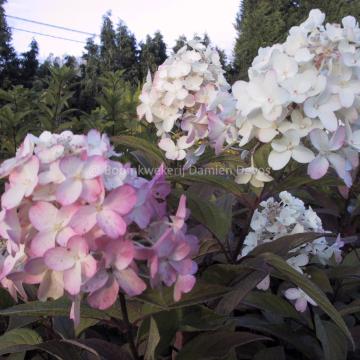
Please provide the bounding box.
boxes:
[172,35,187,53]
[100,11,117,72]
[20,39,39,87]
[0,0,19,88]
[139,31,167,79]
[115,21,139,83]
[79,37,101,111]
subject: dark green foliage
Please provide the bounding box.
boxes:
[19,40,39,88]
[139,31,167,79]
[0,0,19,89]
[232,0,360,80]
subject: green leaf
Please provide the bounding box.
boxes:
[111,135,165,167]
[261,253,354,347]
[0,297,115,320]
[144,317,161,360]
[0,328,42,355]
[315,315,348,360]
[249,232,325,257]
[184,192,231,242]
[137,280,229,310]
[236,315,322,359]
[253,346,286,360]
[242,291,303,323]
[338,300,360,316]
[216,270,267,315]
[177,331,270,360]
[168,174,244,198]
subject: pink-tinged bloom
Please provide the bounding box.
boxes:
[284,287,317,312]
[56,155,107,205]
[25,257,64,301]
[44,236,97,295]
[2,156,39,209]
[0,209,21,254]
[208,112,238,155]
[181,105,209,142]
[86,129,112,157]
[29,201,79,256]
[0,134,36,179]
[127,164,170,229]
[307,127,351,186]
[146,228,198,301]
[169,195,187,233]
[70,184,137,238]
[85,240,146,309]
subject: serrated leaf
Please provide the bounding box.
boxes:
[177,331,270,360]
[261,253,354,347]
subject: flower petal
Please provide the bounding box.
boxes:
[56,178,82,205]
[44,247,76,271]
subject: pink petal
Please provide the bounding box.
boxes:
[87,276,119,310]
[82,255,97,278]
[1,186,25,209]
[31,230,56,257]
[59,156,83,177]
[170,259,197,275]
[81,179,102,203]
[67,236,89,257]
[57,204,80,226]
[97,209,127,238]
[295,297,308,312]
[82,269,109,293]
[170,242,191,261]
[174,274,196,301]
[56,227,77,247]
[29,202,58,231]
[329,126,345,151]
[44,247,76,271]
[70,296,81,327]
[64,262,82,295]
[103,184,137,215]
[114,267,146,297]
[81,156,107,179]
[56,178,82,205]
[37,145,64,163]
[25,258,47,275]
[307,155,329,180]
[105,240,135,270]
[70,205,97,235]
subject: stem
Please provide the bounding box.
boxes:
[119,293,139,360]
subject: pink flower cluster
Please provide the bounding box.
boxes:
[0,130,198,324]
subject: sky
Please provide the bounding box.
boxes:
[4,0,239,60]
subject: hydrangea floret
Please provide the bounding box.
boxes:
[0,130,199,325]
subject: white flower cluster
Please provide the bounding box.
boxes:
[232,9,360,186]
[137,39,231,165]
[138,10,360,187]
[241,191,344,311]
[241,191,343,297]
